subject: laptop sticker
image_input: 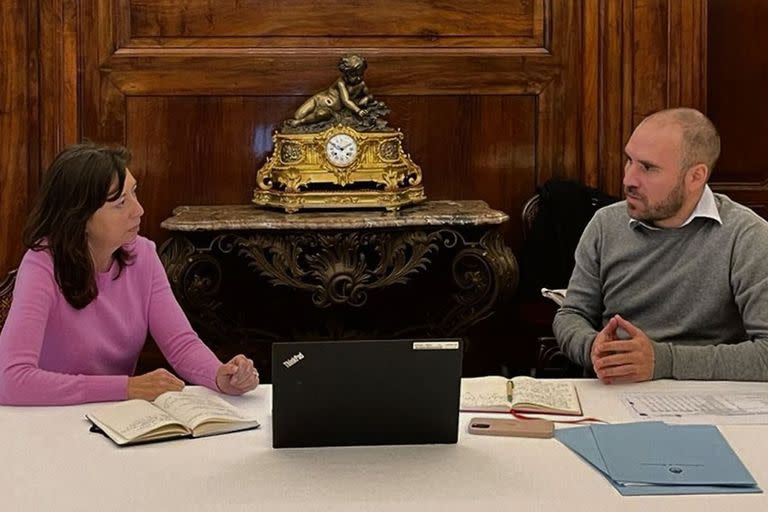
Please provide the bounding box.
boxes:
[413,341,460,350]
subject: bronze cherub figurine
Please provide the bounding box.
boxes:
[283,54,390,133]
[254,55,425,212]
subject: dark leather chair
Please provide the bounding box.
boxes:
[521,196,584,377]
[519,181,618,378]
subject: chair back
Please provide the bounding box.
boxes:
[519,180,617,378]
[521,193,541,241]
[519,180,618,297]
[0,270,18,332]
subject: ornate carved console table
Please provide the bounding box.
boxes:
[159,200,518,380]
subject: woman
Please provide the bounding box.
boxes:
[0,143,259,405]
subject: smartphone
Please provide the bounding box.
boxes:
[468,417,554,438]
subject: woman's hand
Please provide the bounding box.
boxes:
[216,354,259,395]
[127,368,185,400]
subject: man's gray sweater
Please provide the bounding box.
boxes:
[553,193,768,380]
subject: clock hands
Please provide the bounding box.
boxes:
[329,141,354,151]
[328,137,356,166]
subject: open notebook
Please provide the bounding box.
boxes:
[86,390,260,446]
[461,376,581,415]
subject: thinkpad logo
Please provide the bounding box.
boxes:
[282,352,305,368]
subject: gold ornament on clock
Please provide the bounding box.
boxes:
[253,54,425,213]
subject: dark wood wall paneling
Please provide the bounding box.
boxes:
[104,0,575,266]
[707,0,768,218]
[127,95,537,249]
[128,0,544,45]
[0,1,37,276]
[7,0,759,373]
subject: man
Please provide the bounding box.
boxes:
[553,108,768,382]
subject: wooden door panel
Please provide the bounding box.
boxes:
[105,51,561,96]
[708,0,768,215]
[129,0,545,47]
[96,0,581,263]
[126,95,536,251]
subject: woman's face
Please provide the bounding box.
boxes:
[86,169,144,251]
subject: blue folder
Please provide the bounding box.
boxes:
[555,422,761,496]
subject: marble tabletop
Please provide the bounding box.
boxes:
[161,200,509,231]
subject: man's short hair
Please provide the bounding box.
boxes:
[648,108,721,175]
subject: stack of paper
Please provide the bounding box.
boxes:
[540,288,567,306]
[555,422,761,496]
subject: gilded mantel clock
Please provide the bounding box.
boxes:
[253,54,426,212]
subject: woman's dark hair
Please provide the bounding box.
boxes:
[23,142,135,309]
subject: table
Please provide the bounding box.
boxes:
[158,200,518,380]
[2,380,767,511]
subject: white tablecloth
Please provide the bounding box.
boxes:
[1,380,767,511]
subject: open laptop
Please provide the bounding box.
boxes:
[271,338,463,448]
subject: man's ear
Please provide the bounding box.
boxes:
[686,163,708,187]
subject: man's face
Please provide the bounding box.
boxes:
[622,119,689,226]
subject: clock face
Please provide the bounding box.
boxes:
[325,133,358,167]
